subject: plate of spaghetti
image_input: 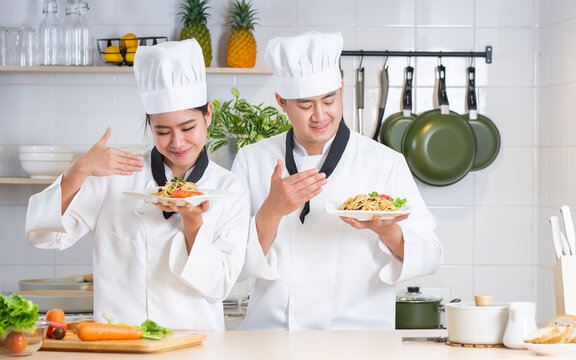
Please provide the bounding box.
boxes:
[123,177,236,207]
[325,192,410,220]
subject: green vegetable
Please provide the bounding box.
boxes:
[392,197,407,209]
[368,191,379,198]
[102,313,172,341]
[0,294,39,336]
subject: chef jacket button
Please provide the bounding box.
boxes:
[137,209,145,215]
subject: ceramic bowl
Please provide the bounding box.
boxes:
[16,290,93,313]
[18,145,73,153]
[19,160,71,179]
[18,152,74,162]
[19,278,92,291]
[445,302,509,345]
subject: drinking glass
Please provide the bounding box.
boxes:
[17,27,38,66]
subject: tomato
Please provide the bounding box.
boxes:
[46,308,65,323]
[171,190,203,198]
[378,194,392,200]
[47,322,68,338]
[4,332,27,354]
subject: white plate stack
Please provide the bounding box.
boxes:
[19,145,74,179]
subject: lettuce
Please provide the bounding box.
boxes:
[0,294,39,335]
[392,197,407,208]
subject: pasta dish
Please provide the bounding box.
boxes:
[151,177,203,198]
[338,192,406,211]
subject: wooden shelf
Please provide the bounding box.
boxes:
[0,177,55,184]
[0,66,273,74]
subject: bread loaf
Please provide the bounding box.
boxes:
[545,314,576,328]
[524,326,572,344]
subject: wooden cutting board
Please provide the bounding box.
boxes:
[41,332,207,353]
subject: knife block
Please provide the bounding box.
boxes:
[553,256,576,315]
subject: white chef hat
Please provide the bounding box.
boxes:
[134,39,207,115]
[265,31,343,99]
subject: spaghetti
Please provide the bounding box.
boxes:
[338,193,404,211]
[151,177,202,198]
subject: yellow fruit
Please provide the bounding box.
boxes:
[227,28,256,68]
[120,33,138,51]
[125,47,137,64]
[103,46,123,64]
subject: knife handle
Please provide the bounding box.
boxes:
[356,68,364,109]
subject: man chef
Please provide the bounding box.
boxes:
[25,39,249,330]
[231,31,442,330]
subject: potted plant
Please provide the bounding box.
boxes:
[207,88,291,156]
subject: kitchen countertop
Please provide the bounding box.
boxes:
[28,329,550,359]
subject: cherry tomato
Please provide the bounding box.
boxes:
[378,194,392,200]
[51,327,66,340]
[47,322,68,338]
[46,308,65,323]
[172,190,203,198]
[4,332,27,354]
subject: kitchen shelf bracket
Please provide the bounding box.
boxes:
[341,45,493,64]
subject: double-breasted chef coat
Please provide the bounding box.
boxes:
[231,130,443,330]
[26,151,249,331]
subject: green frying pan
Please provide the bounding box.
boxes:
[464,66,501,171]
[380,66,416,152]
[402,65,476,186]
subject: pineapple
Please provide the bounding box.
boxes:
[226,0,259,68]
[179,0,212,67]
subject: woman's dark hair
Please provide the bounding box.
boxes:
[145,103,210,131]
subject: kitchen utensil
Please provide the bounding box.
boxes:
[355,66,365,134]
[464,66,501,171]
[550,216,564,260]
[560,205,576,255]
[42,332,207,353]
[561,232,571,255]
[401,337,447,343]
[402,65,476,186]
[445,302,509,345]
[16,290,93,313]
[502,302,537,349]
[395,287,443,329]
[19,278,92,291]
[371,64,389,140]
[380,66,416,152]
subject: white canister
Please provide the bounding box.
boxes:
[445,302,509,345]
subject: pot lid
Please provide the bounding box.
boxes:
[396,286,442,303]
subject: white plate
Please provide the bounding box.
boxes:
[123,188,236,207]
[324,201,411,221]
[525,343,576,356]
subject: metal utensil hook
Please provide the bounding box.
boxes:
[406,54,412,68]
[469,52,475,68]
[383,55,389,70]
[437,55,443,66]
[359,50,364,68]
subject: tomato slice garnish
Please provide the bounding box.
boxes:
[378,194,392,200]
[171,190,203,198]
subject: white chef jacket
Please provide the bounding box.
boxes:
[231,130,442,330]
[26,151,249,331]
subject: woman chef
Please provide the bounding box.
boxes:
[25,39,249,331]
[231,32,442,330]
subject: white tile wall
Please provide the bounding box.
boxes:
[0,0,556,325]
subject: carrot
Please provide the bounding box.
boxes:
[76,322,143,341]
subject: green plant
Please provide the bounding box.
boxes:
[207,88,292,153]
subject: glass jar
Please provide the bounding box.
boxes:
[38,0,63,65]
[64,0,93,66]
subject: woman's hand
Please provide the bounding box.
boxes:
[69,127,145,178]
[155,200,210,253]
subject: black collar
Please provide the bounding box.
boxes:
[151,146,209,219]
[284,119,350,223]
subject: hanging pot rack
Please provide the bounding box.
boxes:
[341,45,492,64]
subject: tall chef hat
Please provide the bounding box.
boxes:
[265,31,343,99]
[134,39,207,114]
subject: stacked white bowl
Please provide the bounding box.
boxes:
[19,145,74,179]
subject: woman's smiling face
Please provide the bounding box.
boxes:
[149,105,212,177]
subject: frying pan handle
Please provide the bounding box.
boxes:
[356,68,365,109]
[466,66,478,119]
[437,65,449,111]
[378,66,389,110]
[401,66,414,113]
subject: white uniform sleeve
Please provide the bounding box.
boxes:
[168,184,250,302]
[25,175,102,250]
[231,148,280,281]
[378,156,443,284]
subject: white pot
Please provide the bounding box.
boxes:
[445,302,509,345]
